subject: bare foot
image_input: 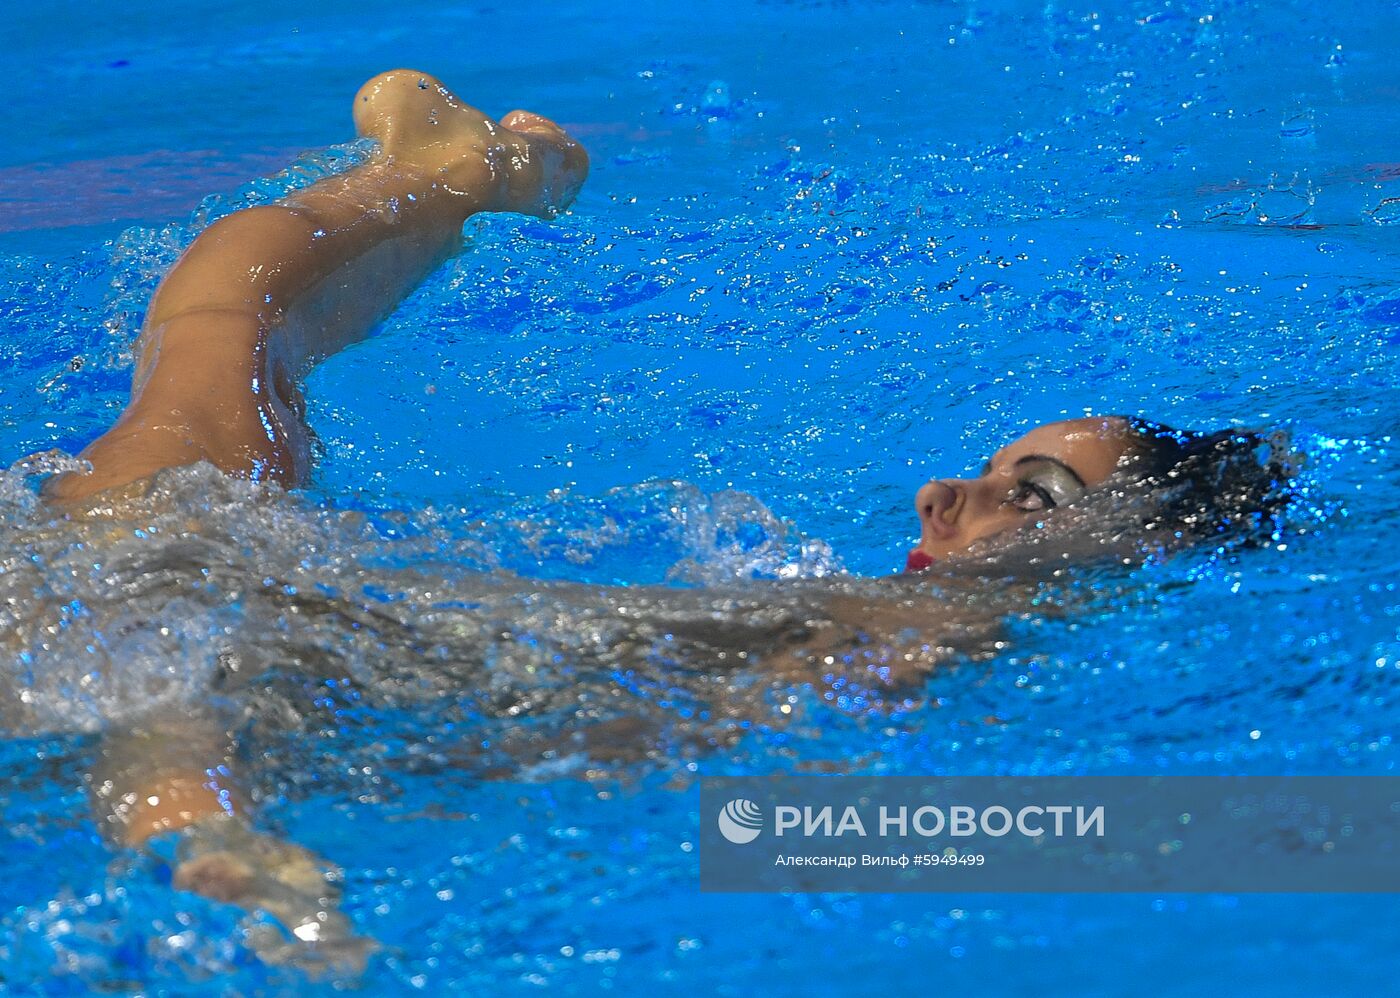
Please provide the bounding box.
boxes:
[173,815,379,978]
[352,68,589,218]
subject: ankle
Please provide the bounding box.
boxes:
[111,772,247,847]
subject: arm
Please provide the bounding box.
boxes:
[45,70,587,503]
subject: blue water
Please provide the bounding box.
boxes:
[2,0,1400,993]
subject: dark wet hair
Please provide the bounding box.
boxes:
[1116,416,1295,546]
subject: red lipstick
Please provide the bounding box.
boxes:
[905,549,935,572]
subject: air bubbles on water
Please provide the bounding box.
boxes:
[1364,197,1400,227]
[1254,183,1314,225]
[1202,178,1313,226]
[666,488,840,584]
[6,448,89,482]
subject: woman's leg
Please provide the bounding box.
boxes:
[46,69,587,503]
[51,70,587,968]
[92,715,375,971]
[89,714,247,848]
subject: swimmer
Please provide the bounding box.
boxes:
[32,69,1289,973]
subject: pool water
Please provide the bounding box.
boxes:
[2,0,1400,993]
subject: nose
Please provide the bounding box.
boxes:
[936,476,1004,533]
[919,477,982,540]
[911,476,999,567]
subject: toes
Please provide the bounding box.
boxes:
[500,110,590,199]
[174,851,257,903]
[501,109,558,134]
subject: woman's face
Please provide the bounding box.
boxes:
[907,417,1136,570]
